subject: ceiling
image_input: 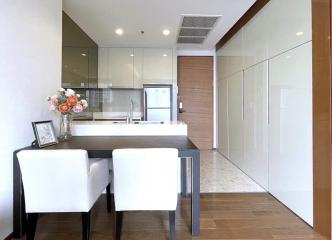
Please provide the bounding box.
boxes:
[63,0,256,50]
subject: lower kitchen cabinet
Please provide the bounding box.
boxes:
[268,42,313,225]
[243,61,268,190]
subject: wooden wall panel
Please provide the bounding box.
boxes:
[312,0,332,238]
[178,57,213,150]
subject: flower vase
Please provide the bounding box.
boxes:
[59,113,72,141]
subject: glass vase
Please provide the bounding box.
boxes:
[59,113,72,141]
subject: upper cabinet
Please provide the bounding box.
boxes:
[108,48,134,88]
[133,48,143,88]
[98,47,173,88]
[243,0,312,68]
[62,12,98,88]
[142,48,173,84]
[62,47,89,88]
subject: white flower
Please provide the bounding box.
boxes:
[65,89,76,97]
[81,99,88,108]
[49,105,56,111]
[59,88,65,92]
[76,94,81,98]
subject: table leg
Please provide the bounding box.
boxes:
[191,150,200,236]
[13,151,25,237]
[180,158,187,196]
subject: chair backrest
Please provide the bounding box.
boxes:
[17,149,91,213]
[112,148,179,211]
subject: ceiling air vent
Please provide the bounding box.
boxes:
[177,15,221,44]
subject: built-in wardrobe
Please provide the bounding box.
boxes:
[217,0,313,225]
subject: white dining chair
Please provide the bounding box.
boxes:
[112,148,179,240]
[17,149,112,240]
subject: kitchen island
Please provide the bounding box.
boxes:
[72,120,187,136]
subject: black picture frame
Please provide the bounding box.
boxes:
[32,120,58,148]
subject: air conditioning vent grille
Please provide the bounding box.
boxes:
[177,37,205,44]
[179,28,210,37]
[181,16,219,28]
[177,15,221,44]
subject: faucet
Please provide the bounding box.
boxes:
[128,98,133,123]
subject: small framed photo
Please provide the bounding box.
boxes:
[32,120,58,148]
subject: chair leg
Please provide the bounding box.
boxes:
[115,211,123,240]
[26,213,38,240]
[82,211,91,240]
[169,211,176,240]
[106,183,112,213]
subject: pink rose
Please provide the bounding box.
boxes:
[73,104,83,113]
[51,96,58,105]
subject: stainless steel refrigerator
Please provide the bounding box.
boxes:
[143,84,172,121]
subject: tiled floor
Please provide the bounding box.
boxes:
[200,150,265,193]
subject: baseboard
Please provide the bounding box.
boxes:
[3,232,13,240]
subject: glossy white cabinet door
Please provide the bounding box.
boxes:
[133,48,143,88]
[98,48,109,87]
[269,42,313,225]
[217,31,244,80]
[242,8,269,68]
[228,72,244,167]
[108,48,134,88]
[143,48,173,84]
[243,0,311,68]
[218,77,229,158]
[243,61,268,190]
[266,0,311,59]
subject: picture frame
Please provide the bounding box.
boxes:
[32,120,58,148]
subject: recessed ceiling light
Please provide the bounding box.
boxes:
[81,53,87,56]
[163,29,170,36]
[115,28,123,35]
[296,31,304,36]
[163,54,167,57]
[130,54,134,57]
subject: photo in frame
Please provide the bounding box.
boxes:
[32,120,58,148]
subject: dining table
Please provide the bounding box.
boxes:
[13,135,200,237]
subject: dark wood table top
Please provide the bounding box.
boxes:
[45,136,198,152]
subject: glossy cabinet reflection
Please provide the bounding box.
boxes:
[243,61,268,190]
[268,42,313,225]
[62,12,98,89]
[62,47,89,88]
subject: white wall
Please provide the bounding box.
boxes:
[217,0,312,225]
[0,1,62,238]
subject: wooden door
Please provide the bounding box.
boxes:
[177,56,213,150]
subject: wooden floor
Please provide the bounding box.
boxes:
[13,193,326,240]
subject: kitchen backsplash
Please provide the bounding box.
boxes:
[73,88,143,120]
[101,89,143,113]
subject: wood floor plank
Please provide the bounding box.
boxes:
[12,193,326,240]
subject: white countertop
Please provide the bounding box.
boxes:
[72,121,187,136]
